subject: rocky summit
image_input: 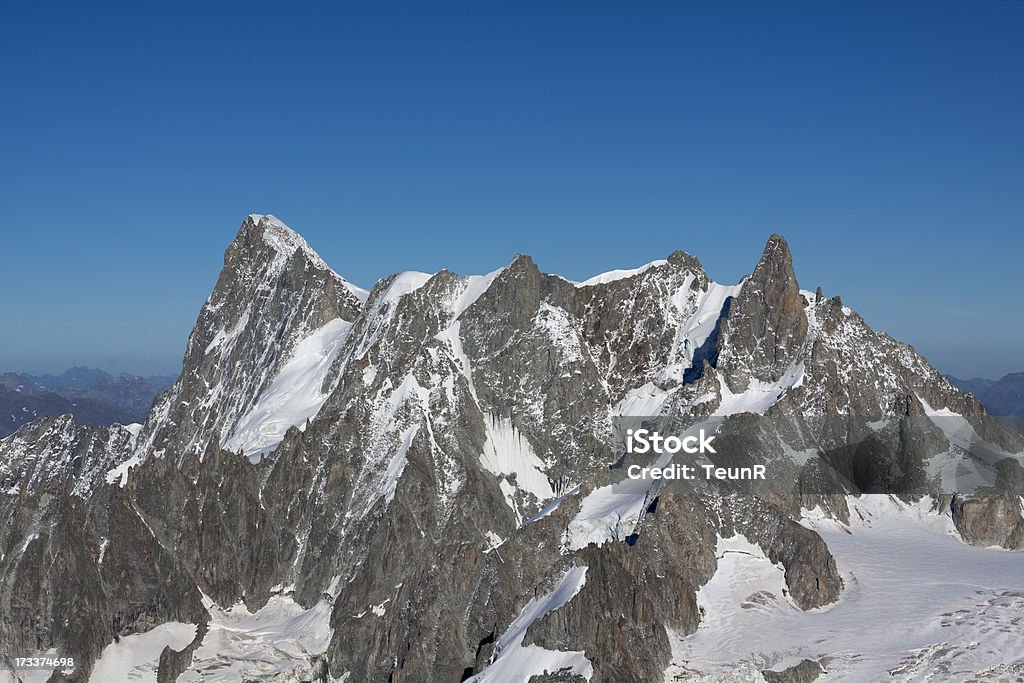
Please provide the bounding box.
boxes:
[1,215,1023,682]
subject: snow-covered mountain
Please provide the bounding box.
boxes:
[1,215,1023,682]
[135,215,366,465]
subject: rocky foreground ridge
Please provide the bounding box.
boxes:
[1,215,1022,682]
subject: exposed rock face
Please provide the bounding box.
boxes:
[0,216,1021,682]
[953,494,1024,549]
[0,481,208,683]
[0,415,135,499]
[762,658,824,683]
[717,234,808,391]
[714,494,841,610]
[951,458,1024,549]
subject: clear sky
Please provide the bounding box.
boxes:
[2,2,1021,379]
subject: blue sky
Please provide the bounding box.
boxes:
[2,2,1021,378]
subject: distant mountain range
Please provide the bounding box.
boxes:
[947,372,1024,431]
[0,367,175,437]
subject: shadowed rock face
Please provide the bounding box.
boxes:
[0,219,1020,682]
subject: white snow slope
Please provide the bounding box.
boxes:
[479,414,556,520]
[665,495,1024,681]
[178,594,334,682]
[224,318,353,460]
[576,260,669,287]
[89,622,196,682]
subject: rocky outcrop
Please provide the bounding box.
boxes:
[951,458,1024,549]
[762,658,824,683]
[0,415,135,498]
[0,485,208,683]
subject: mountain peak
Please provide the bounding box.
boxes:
[236,214,333,274]
[716,232,808,389]
[754,233,795,280]
[230,214,369,302]
[135,215,368,462]
[247,213,287,227]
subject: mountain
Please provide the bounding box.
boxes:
[134,214,366,465]
[35,368,176,416]
[0,370,174,437]
[948,372,1024,432]
[1,214,1022,682]
[945,374,996,398]
[31,367,115,391]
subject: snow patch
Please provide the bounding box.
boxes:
[526,485,581,525]
[667,495,1024,679]
[204,310,250,355]
[479,415,555,520]
[383,426,419,505]
[564,479,650,550]
[917,395,1021,492]
[436,321,477,401]
[90,622,196,682]
[576,260,668,287]
[565,421,715,550]
[179,594,333,682]
[535,303,584,364]
[674,281,741,369]
[248,214,368,301]
[224,318,353,459]
[484,530,506,553]
[380,271,433,304]
[349,372,435,518]
[614,382,672,417]
[713,361,805,417]
[105,453,142,487]
[693,534,794,634]
[20,533,38,553]
[450,268,503,320]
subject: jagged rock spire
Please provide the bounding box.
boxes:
[716,233,809,390]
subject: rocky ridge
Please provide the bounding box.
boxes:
[0,215,1021,682]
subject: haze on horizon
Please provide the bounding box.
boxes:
[2,2,1021,380]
